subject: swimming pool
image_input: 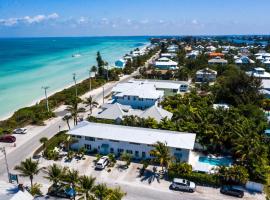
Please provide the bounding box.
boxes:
[198,156,232,166]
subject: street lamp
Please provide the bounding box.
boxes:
[42,86,50,112]
[0,147,10,182]
[73,73,78,98]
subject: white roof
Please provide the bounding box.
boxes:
[262,79,270,89]
[0,181,33,200]
[140,105,173,122]
[208,57,228,64]
[196,68,217,75]
[68,122,196,150]
[246,68,270,79]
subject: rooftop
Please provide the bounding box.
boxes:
[68,121,196,150]
[0,181,33,200]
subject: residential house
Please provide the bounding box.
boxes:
[208,57,228,65]
[160,53,177,59]
[235,56,255,64]
[68,121,196,162]
[186,50,200,59]
[246,67,270,79]
[196,68,217,82]
[167,45,178,53]
[115,59,126,68]
[96,103,173,123]
[206,45,217,52]
[154,57,178,70]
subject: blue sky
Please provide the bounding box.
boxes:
[0,0,270,37]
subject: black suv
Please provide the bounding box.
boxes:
[220,185,244,198]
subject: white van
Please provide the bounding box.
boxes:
[170,178,196,192]
[95,156,109,170]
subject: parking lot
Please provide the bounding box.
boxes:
[23,154,265,200]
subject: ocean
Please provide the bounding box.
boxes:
[0,36,149,119]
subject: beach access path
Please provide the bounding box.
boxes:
[0,70,139,180]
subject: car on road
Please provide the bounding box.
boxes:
[220,185,244,198]
[170,178,196,192]
[0,135,16,143]
[13,128,27,134]
[95,156,109,170]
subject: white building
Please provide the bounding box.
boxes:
[196,68,217,83]
[235,56,255,64]
[255,53,270,61]
[160,53,177,59]
[154,57,178,70]
[208,57,228,65]
[68,121,196,162]
[112,81,164,109]
[246,67,270,79]
[186,50,200,59]
[0,181,33,200]
[167,45,178,53]
[206,45,217,52]
[96,103,173,122]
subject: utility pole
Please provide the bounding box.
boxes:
[88,69,92,92]
[0,147,10,182]
[73,73,78,98]
[42,86,50,112]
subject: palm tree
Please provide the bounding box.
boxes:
[66,99,85,125]
[65,169,79,188]
[78,175,96,199]
[62,113,72,130]
[43,164,66,186]
[14,158,42,188]
[150,141,171,171]
[84,96,98,116]
[39,137,48,150]
[93,183,109,200]
[106,187,126,200]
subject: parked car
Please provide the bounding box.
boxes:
[47,184,75,199]
[95,156,109,170]
[13,128,27,134]
[220,185,244,198]
[170,178,196,192]
[0,135,16,143]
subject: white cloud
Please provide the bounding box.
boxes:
[0,13,59,27]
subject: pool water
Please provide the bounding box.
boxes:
[198,156,232,166]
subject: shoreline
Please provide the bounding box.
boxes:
[0,42,151,121]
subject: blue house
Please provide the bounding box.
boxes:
[115,59,126,68]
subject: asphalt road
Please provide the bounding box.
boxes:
[0,73,136,180]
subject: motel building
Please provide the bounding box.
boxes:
[68,121,196,163]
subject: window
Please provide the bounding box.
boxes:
[84,144,91,150]
[126,150,133,154]
[150,152,155,157]
[110,148,114,153]
[118,148,124,153]
[135,151,139,157]
[128,96,130,100]
[147,144,154,147]
[142,152,146,158]
[97,138,103,140]
[176,148,182,151]
[85,137,95,141]
[76,136,82,139]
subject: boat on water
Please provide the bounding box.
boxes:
[72,53,82,58]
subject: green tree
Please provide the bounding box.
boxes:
[84,96,98,116]
[106,187,126,200]
[120,152,132,167]
[150,141,171,171]
[39,137,48,150]
[66,98,85,125]
[97,51,105,77]
[62,114,72,130]
[78,175,96,200]
[94,183,109,200]
[64,169,79,188]
[15,158,42,188]
[218,165,249,185]
[43,164,66,186]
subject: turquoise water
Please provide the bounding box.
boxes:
[0,37,149,119]
[198,156,232,166]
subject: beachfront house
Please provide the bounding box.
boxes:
[68,121,196,163]
[96,103,173,122]
[111,81,164,110]
[115,59,126,68]
[208,57,228,65]
[235,56,255,64]
[154,57,178,70]
[196,68,217,83]
[246,67,270,79]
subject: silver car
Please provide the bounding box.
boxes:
[170,178,196,192]
[13,128,27,134]
[95,156,109,170]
